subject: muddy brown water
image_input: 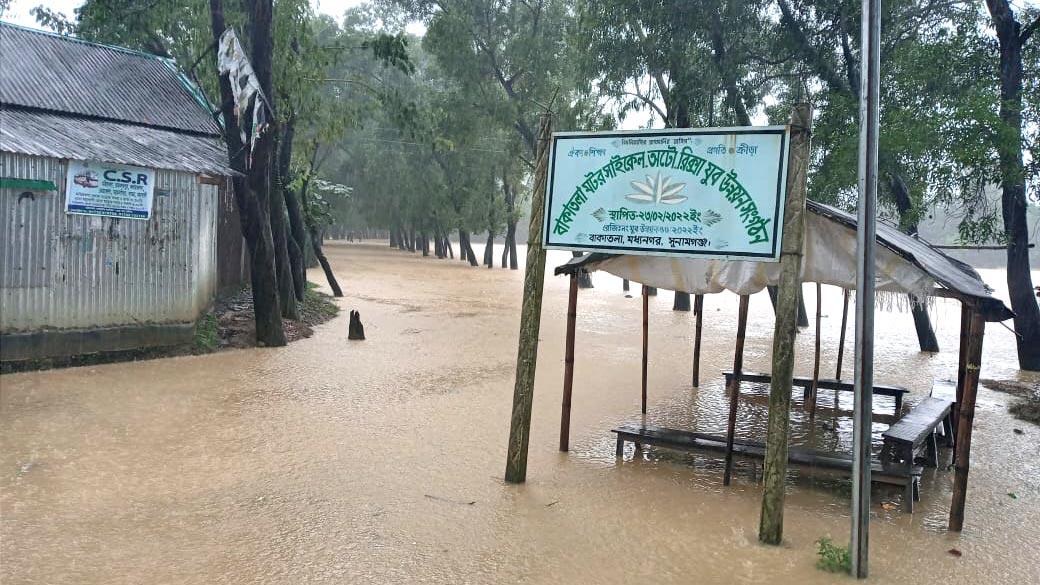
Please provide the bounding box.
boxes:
[2,242,1038,584]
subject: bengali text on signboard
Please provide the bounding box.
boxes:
[543,127,790,261]
[65,160,156,220]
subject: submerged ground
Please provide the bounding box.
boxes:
[2,241,1038,584]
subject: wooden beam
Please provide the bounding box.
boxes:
[559,274,579,452]
[836,289,850,380]
[949,310,985,531]
[810,282,822,417]
[641,285,650,414]
[692,294,705,387]
[759,103,812,546]
[504,113,553,484]
[723,294,751,485]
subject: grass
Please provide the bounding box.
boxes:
[815,537,851,574]
[299,282,340,326]
[192,312,220,352]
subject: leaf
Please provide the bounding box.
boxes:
[947,548,963,557]
[629,179,655,196]
[625,194,655,202]
[1007,492,1018,499]
[881,502,898,511]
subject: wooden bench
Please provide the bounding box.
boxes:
[613,423,922,512]
[881,397,954,471]
[723,370,909,414]
[929,380,957,447]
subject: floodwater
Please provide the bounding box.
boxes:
[2,242,1038,584]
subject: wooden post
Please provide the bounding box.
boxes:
[809,282,823,417]
[949,309,985,531]
[504,113,552,484]
[641,285,650,414]
[723,294,751,485]
[691,294,705,387]
[623,278,630,292]
[950,303,971,456]
[560,274,579,452]
[758,103,812,546]
[836,289,850,380]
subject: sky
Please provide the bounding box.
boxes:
[0,0,402,30]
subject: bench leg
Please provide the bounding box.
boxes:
[926,431,939,468]
[615,435,625,458]
[942,415,955,448]
[895,394,903,414]
[905,480,915,513]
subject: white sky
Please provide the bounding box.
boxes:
[0,1,401,30]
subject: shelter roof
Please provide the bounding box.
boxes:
[556,200,1014,322]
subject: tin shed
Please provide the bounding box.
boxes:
[0,23,239,361]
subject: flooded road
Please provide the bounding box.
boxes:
[2,241,1038,584]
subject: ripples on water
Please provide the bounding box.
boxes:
[1,243,1037,584]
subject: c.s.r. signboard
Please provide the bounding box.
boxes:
[65,160,156,220]
[543,127,790,261]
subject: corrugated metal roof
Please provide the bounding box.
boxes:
[1,107,233,175]
[0,22,219,135]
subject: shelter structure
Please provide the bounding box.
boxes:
[555,199,1013,531]
[0,23,244,361]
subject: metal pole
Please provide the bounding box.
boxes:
[851,0,880,577]
[641,285,649,414]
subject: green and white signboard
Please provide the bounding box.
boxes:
[543,127,790,261]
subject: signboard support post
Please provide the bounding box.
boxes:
[758,102,813,545]
[851,0,881,576]
[505,113,553,484]
[559,273,579,452]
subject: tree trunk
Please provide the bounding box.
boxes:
[209,0,284,347]
[767,285,810,328]
[390,227,399,248]
[308,226,343,297]
[277,120,306,302]
[484,233,494,268]
[268,132,298,320]
[459,229,478,266]
[506,221,518,269]
[988,0,1040,370]
[434,230,444,258]
[444,234,454,259]
[673,291,691,311]
[420,231,429,257]
[888,174,940,352]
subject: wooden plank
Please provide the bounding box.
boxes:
[882,397,952,446]
[613,424,920,486]
[723,371,908,397]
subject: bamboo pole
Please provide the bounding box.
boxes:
[723,294,751,486]
[758,103,812,546]
[692,294,705,387]
[809,282,822,418]
[559,274,579,452]
[835,290,850,379]
[641,285,649,414]
[504,113,552,484]
[949,309,985,531]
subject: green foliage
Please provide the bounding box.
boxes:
[815,537,852,574]
[193,312,220,352]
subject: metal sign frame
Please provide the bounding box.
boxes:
[542,126,791,261]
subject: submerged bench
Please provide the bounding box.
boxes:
[613,423,922,512]
[881,396,954,470]
[723,370,909,414]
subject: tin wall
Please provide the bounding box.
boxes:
[1,152,218,334]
